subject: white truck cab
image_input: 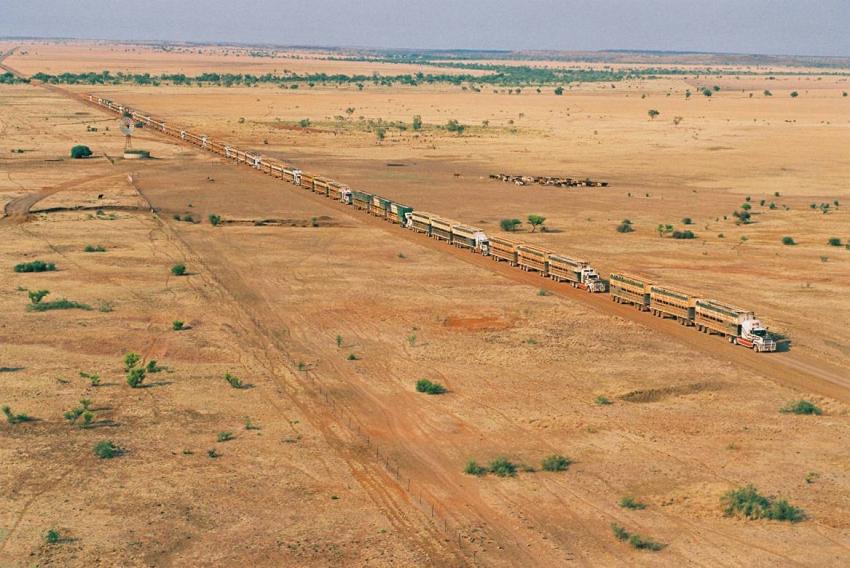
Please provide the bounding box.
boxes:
[734,318,777,352]
[580,267,606,293]
[292,169,302,185]
[340,187,352,205]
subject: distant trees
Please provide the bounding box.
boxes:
[70,145,92,159]
[790,91,799,98]
[412,115,422,130]
[554,86,564,95]
[445,119,465,134]
[616,220,634,233]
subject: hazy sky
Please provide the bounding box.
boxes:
[3,0,849,57]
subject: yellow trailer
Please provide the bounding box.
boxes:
[429,217,454,242]
[410,211,433,235]
[313,177,330,196]
[610,273,653,310]
[650,285,696,325]
[490,235,519,266]
[517,244,552,275]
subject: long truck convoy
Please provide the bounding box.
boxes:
[88,95,778,353]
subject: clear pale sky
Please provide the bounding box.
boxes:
[2,0,848,57]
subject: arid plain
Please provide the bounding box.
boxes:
[2,41,850,566]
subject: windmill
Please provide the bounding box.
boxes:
[119,115,134,151]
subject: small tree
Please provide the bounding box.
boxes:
[224,373,244,389]
[827,237,842,247]
[412,115,422,130]
[208,214,221,226]
[647,109,660,120]
[616,220,634,233]
[70,145,92,159]
[171,263,187,276]
[782,236,796,245]
[298,118,310,128]
[94,440,121,459]
[527,214,546,233]
[554,86,564,96]
[500,218,521,232]
[172,320,185,331]
[415,379,446,395]
[375,127,386,143]
[541,455,571,472]
[682,217,693,225]
[127,367,145,388]
[790,91,799,98]
[124,352,140,370]
[656,224,673,238]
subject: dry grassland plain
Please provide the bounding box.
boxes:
[2,41,850,567]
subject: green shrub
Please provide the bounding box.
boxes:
[217,431,234,442]
[224,373,244,389]
[94,440,122,458]
[45,529,61,544]
[412,115,422,130]
[671,230,696,239]
[554,86,564,95]
[499,218,522,232]
[207,449,220,458]
[14,260,56,273]
[208,214,221,226]
[347,353,360,361]
[619,496,647,510]
[84,245,106,252]
[124,352,140,370]
[790,91,799,98]
[415,379,446,395]
[595,395,612,405]
[611,523,629,541]
[488,458,517,477]
[81,411,95,428]
[616,221,635,233]
[3,405,32,424]
[145,360,162,373]
[781,236,796,245]
[172,320,185,331]
[28,289,50,304]
[244,418,260,430]
[64,408,82,424]
[446,119,465,134]
[126,367,146,388]
[629,534,664,551]
[682,217,693,225]
[181,214,194,222]
[336,334,343,347]
[541,454,571,472]
[723,485,804,522]
[27,298,92,312]
[780,400,822,415]
[170,263,187,276]
[464,460,487,476]
[827,237,842,247]
[70,145,92,159]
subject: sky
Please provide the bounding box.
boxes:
[2,0,849,57]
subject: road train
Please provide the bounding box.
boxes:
[87,95,779,353]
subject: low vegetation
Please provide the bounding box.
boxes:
[84,245,106,253]
[217,431,235,442]
[488,458,518,477]
[15,260,56,273]
[611,524,664,551]
[208,214,222,226]
[94,440,122,459]
[172,320,185,331]
[224,372,245,389]
[595,395,613,405]
[500,218,522,232]
[782,236,796,245]
[44,529,61,544]
[527,214,546,233]
[671,229,696,239]
[70,145,92,159]
[722,485,805,522]
[616,219,634,233]
[170,263,187,276]
[541,454,571,472]
[126,367,146,388]
[464,460,487,476]
[27,297,92,312]
[2,405,33,424]
[415,378,446,395]
[619,496,647,510]
[780,400,822,415]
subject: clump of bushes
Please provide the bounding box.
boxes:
[14,260,56,273]
[500,218,521,232]
[170,263,187,276]
[782,236,796,245]
[27,298,91,312]
[415,379,446,395]
[464,460,487,476]
[94,440,122,459]
[616,220,634,233]
[126,367,146,388]
[488,458,518,477]
[611,524,664,551]
[595,395,612,405]
[217,431,234,442]
[619,496,647,510]
[70,145,92,159]
[208,214,222,226]
[722,485,805,522]
[671,230,696,239]
[780,400,822,415]
[84,245,106,253]
[541,454,571,472]
[827,237,842,247]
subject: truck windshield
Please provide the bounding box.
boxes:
[752,329,767,337]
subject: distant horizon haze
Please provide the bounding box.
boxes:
[2,0,849,58]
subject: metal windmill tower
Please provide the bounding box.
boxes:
[119,115,134,151]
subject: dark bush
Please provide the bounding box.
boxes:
[781,400,822,415]
[14,260,56,273]
[723,485,804,522]
[94,440,122,459]
[619,496,647,510]
[416,379,446,395]
[541,454,571,472]
[70,145,92,159]
[170,263,187,276]
[488,458,517,477]
[671,230,696,239]
[464,460,486,476]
